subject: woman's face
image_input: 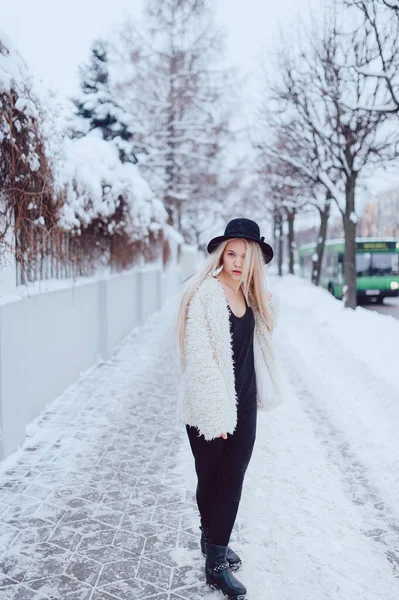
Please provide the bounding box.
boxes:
[222,239,247,281]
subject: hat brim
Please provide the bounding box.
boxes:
[207,235,274,264]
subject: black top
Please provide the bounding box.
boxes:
[228,297,257,414]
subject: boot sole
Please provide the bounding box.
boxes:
[201,551,242,572]
[207,583,247,600]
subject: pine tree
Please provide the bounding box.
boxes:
[73,39,137,164]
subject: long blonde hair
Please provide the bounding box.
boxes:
[177,238,273,351]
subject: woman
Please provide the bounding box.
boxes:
[177,218,281,600]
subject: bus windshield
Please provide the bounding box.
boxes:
[356,252,399,276]
[356,253,371,276]
[370,253,399,276]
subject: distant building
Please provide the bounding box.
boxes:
[360,188,399,238]
[359,202,378,237]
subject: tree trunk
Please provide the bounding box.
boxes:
[286,208,295,275]
[343,174,358,309]
[312,194,331,286]
[276,212,283,277]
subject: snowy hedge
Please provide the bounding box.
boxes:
[0,31,60,253]
[57,135,166,239]
[0,29,169,283]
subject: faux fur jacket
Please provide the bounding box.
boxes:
[179,276,281,441]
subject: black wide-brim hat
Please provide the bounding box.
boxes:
[207,218,274,264]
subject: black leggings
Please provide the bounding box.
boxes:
[186,407,257,546]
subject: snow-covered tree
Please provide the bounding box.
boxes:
[1,29,167,283]
[0,30,63,281]
[73,39,138,164]
[257,12,399,308]
[345,0,399,114]
[111,0,237,237]
[253,83,333,282]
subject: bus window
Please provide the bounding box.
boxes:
[299,256,304,276]
[332,253,343,281]
[325,252,334,277]
[370,253,399,276]
[356,253,371,277]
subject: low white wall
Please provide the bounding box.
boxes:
[99,271,140,360]
[180,244,202,281]
[0,265,180,461]
[161,264,181,305]
[140,269,162,323]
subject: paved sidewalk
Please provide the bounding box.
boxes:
[0,308,225,600]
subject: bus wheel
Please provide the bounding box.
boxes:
[328,283,335,297]
[376,296,384,305]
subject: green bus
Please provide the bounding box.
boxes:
[298,238,399,303]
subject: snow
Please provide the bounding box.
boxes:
[0,29,67,171]
[0,30,45,184]
[274,276,399,512]
[0,276,399,598]
[182,245,198,255]
[163,224,184,245]
[350,211,358,224]
[0,30,35,106]
[1,29,167,245]
[318,171,346,213]
[57,136,167,236]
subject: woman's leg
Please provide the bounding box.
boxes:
[186,425,225,530]
[210,408,257,546]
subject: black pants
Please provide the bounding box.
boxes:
[186,407,257,547]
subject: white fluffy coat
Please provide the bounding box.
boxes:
[179,276,281,441]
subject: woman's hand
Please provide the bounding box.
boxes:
[220,433,227,440]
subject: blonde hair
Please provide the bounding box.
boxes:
[177,238,273,351]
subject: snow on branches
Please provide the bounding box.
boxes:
[255,8,399,307]
[0,29,168,283]
[58,136,166,239]
[344,0,399,113]
[0,29,62,272]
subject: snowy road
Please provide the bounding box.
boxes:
[363,296,399,319]
[1,278,399,599]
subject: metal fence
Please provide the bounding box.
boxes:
[15,226,96,286]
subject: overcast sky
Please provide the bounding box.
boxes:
[2,0,320,99]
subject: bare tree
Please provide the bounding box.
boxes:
[311,192,332,286]
[254,95,335,283]
[345,0,399,113]
[257,13,399,308]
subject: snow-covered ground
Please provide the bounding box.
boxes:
[1,276,399,599]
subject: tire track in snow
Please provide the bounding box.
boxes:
[278,335,399,580]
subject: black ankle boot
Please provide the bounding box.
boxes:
[205,543,247,600]
[200,527,242,571]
